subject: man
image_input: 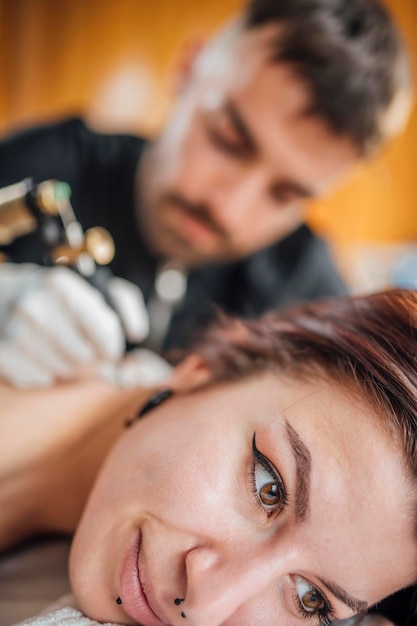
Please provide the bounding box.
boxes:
[0,0,412,388]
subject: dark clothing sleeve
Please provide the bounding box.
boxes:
[0,117,146,278]
[164,224,347,351]
[238,224,347,316]
[0,117,348,353]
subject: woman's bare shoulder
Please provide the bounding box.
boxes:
[0,378,147,550]
[0,379,145,474]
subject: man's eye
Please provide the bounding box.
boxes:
[271,189,297,206]
[207,126,248,158]
[293,576,335,626]
[251,433,288,516]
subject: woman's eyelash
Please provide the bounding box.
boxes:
[292,587,335,626]
[250,433,289,517]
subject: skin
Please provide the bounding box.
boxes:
[0,376,145,550]
[69,366,417,626]
[137,23,360,268]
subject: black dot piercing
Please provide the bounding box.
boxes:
[174,598,187,618]
[116,597,122,605]
[125,389,174,427]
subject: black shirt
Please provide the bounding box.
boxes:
[0,117,347,351]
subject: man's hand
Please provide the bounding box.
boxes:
[0,263,150,387]
[99,348,173,388]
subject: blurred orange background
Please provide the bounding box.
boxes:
[0,0,416,262]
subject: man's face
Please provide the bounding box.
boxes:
[70,372,417,626]
[138,25,359,267]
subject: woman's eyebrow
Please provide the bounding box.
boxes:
[284,421,311,522]
[284,422,368,616]
[318,577,368,615]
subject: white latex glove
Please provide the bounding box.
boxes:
[0,263,150,388]
[99,348,173,388]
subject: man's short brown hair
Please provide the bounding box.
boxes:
[244,0,413,154]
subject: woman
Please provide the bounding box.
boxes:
[1,289,417,626]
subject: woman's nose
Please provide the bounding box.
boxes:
[181,543,292,626]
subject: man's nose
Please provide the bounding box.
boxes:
[208,168,267,234]
[181,542,293,626]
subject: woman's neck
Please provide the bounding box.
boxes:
[0,378,150,550]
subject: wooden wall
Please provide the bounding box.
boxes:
[0,0,416,246]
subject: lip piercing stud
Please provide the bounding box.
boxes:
[174,599,186,618]
[116,597,122,605]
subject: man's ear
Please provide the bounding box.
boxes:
[171,38,206,94]
[167,354,212,393]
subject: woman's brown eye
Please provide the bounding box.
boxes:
[301,589,326,612]
[259,482,280,505]
[252,433,288,515]
[254,461,282,511]
[294,576,331,621]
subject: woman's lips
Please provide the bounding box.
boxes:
[119,530,168,626]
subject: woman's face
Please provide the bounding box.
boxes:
[70,371,417,626]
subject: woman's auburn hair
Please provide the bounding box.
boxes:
[194,288,417,478]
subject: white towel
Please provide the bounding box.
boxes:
[14,594,121,626]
